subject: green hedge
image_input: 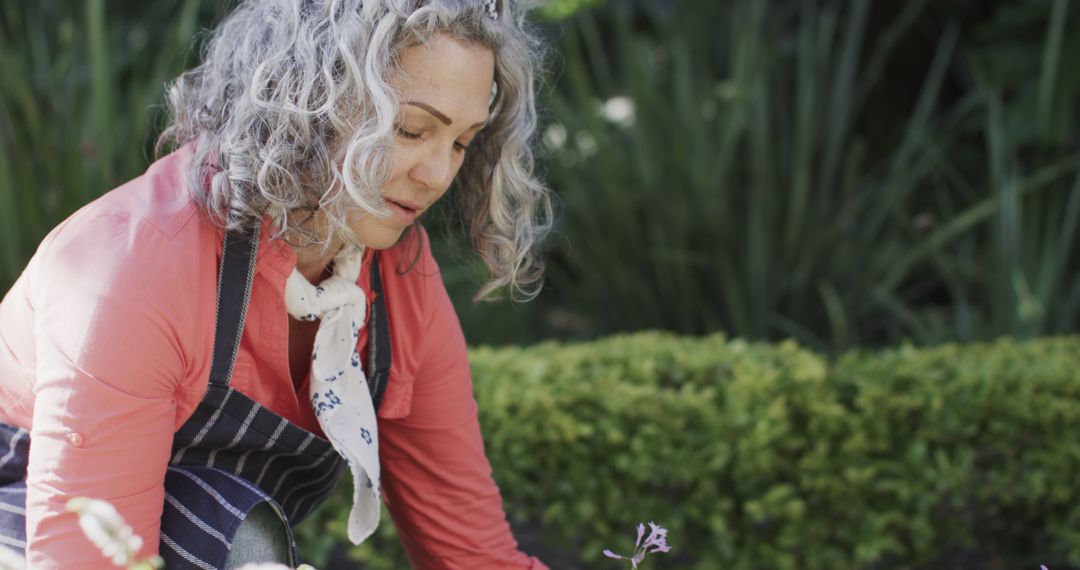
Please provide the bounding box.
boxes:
[299,333,1080,569]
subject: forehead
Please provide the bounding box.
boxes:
[391,33,495,121]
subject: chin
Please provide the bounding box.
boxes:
[354,224,409,250]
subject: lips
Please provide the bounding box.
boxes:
[385,198,421,225]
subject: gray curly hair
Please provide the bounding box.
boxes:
[157,0,551,300]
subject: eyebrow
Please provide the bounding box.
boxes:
[405,100,487,130]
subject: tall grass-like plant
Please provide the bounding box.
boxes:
[0,0,591,347]
[539,0,1080,351]
[3,0,1079,350]
[862,0,1080,345]
[0,0,213,288]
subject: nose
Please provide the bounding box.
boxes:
[410,144,457,193]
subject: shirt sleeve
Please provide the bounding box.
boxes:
[24,214,194,568]
[377,251,547,570]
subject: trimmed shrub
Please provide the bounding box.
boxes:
[301,332,1080,569]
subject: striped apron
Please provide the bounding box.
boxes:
[0,226,392,568]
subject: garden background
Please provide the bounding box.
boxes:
[2,0,1080,568]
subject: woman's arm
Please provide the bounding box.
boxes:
[24,214,195,568]
[377,250,547,570]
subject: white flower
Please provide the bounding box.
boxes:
[600,96,636,128]
[543,123,568,150]
[575,131,598,158]
[66,497,143,567]
[0,547,26,570]
[603,521,672,569]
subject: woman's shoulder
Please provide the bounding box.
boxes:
[27,147,217,309]
[65,147,202,241]
[36,148,209,269]
[9,149,219,404]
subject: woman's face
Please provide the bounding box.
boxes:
[353,32,495,249]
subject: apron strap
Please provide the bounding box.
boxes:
[208,226,261,387]
[366,255,392,412]
[208,225,392,411]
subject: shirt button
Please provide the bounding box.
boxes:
[65,432,85,447]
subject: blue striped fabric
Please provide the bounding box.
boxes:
[160,386,347,569]
[0,387,351,569]
[0,422,29,555]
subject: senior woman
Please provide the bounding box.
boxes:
[0,0,551,568]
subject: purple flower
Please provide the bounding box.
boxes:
[603,522,672,568]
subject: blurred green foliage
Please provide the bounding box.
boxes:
[0,0,225,280]
[2,0,1079,351]
[535,0,607,21]
[521,0,1080,351]
[301,331,1080,569]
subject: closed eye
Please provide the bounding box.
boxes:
[396,125,421,140]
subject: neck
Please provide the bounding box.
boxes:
[292,240,344,284]
[284,207,365,283]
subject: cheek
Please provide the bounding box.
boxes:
[387,134,423,174]
[385,150,411,187]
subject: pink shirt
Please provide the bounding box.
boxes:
[0,147,546,569]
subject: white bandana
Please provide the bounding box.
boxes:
[283,245,380,545]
